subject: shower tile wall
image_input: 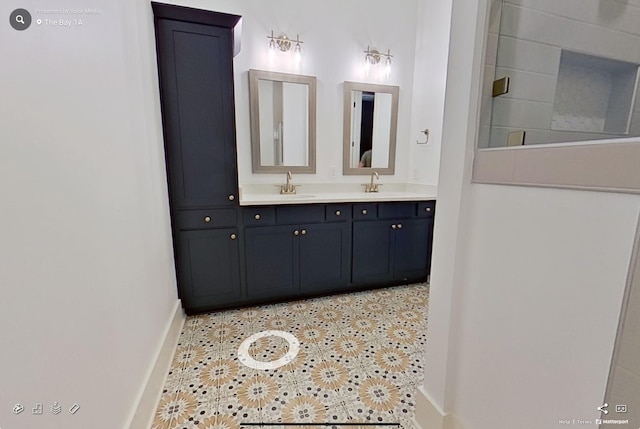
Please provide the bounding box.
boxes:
[481,0,640,148]
[478,0,503,150]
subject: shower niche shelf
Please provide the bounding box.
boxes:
[551,50,639,135]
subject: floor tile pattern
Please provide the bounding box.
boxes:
[152,283,429,429]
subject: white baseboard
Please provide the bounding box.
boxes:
[413,386,447,429]
[126,300,185,429]
[413,386,464,429]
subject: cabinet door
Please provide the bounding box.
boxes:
[352,220,394,285]
[156,19,238,208]
[394,218,432,282]
[177,228,242,312]
[245,226,299,300]
[299,223,350,293]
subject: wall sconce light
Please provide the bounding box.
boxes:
[268,30,304,65]
[364,46,393,79]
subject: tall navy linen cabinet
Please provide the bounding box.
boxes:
[152,3,243,313]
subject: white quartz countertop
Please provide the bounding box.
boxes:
[239,183,437,205]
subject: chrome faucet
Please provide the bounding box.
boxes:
[364,171,380,193]
[280,171,297,194]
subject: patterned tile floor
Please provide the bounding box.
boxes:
[152,283,429,429]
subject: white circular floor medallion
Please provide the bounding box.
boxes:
[237,330,300,370]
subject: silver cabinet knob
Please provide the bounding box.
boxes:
[391,224,397,229]
[254,214,261,220]
[397,223,403,229]
[362,209,367,215]
[301,229,307,235]
[425,207,432,212]
[335,210,341,216]
[294,230,300,236]
[230,233,237,240]
[228,195,235,201]
[204,216,211,223]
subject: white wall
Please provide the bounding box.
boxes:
[407,0,452,183]
[448,186,639,427]
[606,227,640,427]
[0,1,178,428]
[423,0,640,427]
[483,0,640,147]
[204,0,421,184]
[159,0,450,186]
[232,0,420,184]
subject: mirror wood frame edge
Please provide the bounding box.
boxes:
[249,69,317,174]
[342,81,399,175]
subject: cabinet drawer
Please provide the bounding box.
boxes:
[378,202,416,219]
[353,203,378,220]
[418,201,436,217]
[326,204,349,222]
[174,208,237,230]
[243,207,276,226]
[276,205,324,224]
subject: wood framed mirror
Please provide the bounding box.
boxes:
[249,69,317,173]
[343,81,399,175]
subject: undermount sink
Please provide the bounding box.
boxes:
[280,194,316,199]
[385,192,408,197]
[363,191,402,197]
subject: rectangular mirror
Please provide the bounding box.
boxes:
[249,69,316,173]
[343,82,399,175]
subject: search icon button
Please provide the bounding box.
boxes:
[10,8,31,30]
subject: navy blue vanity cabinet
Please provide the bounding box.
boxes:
[153,5,240,208]
[245,225,298,300]
[243,205,350,301]
[298,222,350,294]
[393,218,433,281]
[352,201,435,286]
[417,201,436,275]
[153,4,243,313]
[177,228,242,312]
[173,208,243,311]
[352,220,395,285]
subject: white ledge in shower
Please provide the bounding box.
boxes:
[239,183,437,206]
